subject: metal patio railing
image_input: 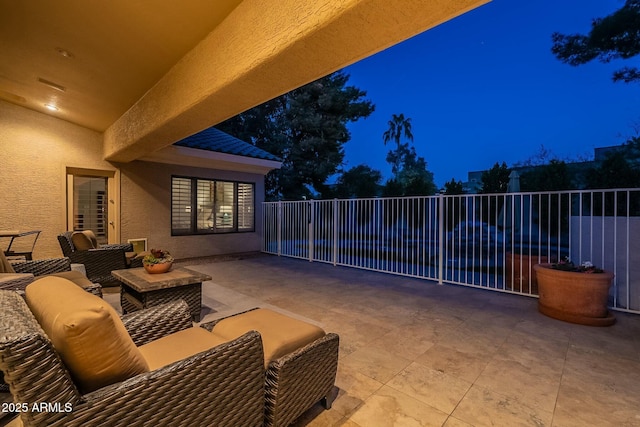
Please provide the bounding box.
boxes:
[262,189,640,314]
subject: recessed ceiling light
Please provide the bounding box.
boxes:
[55,47,74,58]
[44,103,59,111]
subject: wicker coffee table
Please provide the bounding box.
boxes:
[112,267,212,321]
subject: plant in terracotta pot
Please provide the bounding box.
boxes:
[534,257,615,326]
[142,249,174,274]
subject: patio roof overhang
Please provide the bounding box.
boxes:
[140,145,282,175]
[0,0,489,164]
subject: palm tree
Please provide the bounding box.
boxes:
[383,113,413,178]
[383,113,413,149]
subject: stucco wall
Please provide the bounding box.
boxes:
[119,160,265,259]
[0,100,111,258]
[0,99,266,260]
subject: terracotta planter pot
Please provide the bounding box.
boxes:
[534,264,615,326]
[506,252,548,294]
[143,261,173,274]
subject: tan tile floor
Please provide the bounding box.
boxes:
[140,255,640,426]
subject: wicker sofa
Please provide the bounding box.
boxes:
[0,280,265,427]
[0,252,102,297]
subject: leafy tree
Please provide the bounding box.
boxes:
[216,99,288,198]
[520,159,574,191]
[480,162,510,194]
[478,162,510,226]
[334,164,382,198]
[584,150,640,215]
[381,178,404,197]
[383,113,413,177]
[383,143,437,196]
[442,179,466,231]
[551,0,640,83]
[621,135,640,161]
[519,160,574,234]
[217,71,374,200]
[586,151,640,189]
[443,179,465,195]
[398,163,436,198]
[381,114,436,197]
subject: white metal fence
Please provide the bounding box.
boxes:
[262,189,640,314]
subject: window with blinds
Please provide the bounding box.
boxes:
[171,177,192,233]
[171,176,255,235]
[214,181,235,230]
[238,183,254,231]
[196,180,214,231]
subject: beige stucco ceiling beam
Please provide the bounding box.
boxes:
[104,0,489,163]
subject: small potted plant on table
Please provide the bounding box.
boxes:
[534,257,615,326]
[142,249,174,274]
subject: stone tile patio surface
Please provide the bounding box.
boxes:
[116,254,640,426]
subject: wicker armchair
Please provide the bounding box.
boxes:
[57,232,140,287]
[0,293,265,427]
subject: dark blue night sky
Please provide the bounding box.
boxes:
[342,0,640,187]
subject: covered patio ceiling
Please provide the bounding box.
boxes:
[0,0,489,163]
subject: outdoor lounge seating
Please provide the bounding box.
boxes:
[202,308,340,427]
[57,231,142,287]
[0,276,339,426]
[0,277,266,427]
[0,251,102,297]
